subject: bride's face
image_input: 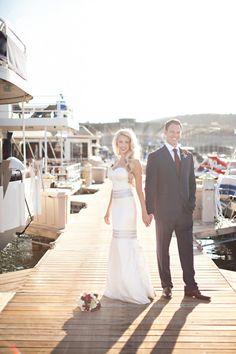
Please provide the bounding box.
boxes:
[117,134,130,156]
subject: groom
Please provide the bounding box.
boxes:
[145,119,210,301]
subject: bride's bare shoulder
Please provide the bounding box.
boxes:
[131,159,142,171]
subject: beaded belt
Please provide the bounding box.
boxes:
[112,189,133,199]
[113,229,137,239]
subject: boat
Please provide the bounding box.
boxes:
[0,18,106,247]
[0,18,37,248]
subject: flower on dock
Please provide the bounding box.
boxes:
[78,292,101,312]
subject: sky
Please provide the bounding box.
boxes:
[1,0,236,123]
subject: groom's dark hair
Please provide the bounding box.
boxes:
[164,119,182,130]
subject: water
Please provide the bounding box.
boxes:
[0,188,96,274]
[0,234,49,273]
[200,235,236,271]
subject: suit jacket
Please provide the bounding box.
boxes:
[145,145,196,219]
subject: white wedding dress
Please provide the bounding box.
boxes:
[104,167,155,304]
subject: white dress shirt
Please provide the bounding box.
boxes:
[165,142,181,161]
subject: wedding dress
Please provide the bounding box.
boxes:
[104,167,155,304]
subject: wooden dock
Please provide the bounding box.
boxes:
[0,179,236,353]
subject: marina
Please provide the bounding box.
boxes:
[0,12,236,354]
[0,180,236,353]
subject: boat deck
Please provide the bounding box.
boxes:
[0,179,236,353]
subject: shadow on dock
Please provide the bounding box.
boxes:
[51,296,149,353]
[51,296,206,354]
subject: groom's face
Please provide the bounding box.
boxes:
[164,123,182,147]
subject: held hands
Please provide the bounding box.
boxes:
[142,212,153,227]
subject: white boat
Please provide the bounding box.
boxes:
[0,18,103,247]
[0,18,37,247]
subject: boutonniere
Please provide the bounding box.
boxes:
[180,149,189,159]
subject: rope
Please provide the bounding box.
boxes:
[15,169,33,236]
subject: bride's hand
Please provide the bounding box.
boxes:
[104,212,110,224]
[142,212,153,227]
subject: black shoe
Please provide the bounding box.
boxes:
[162,287,172,299]
[184,288,211,301]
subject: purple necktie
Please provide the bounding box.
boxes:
[173,148,181,174]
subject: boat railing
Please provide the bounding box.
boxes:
[48,162,81,182]
[11,105,73,120]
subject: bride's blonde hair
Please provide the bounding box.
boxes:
[112,128,141,184]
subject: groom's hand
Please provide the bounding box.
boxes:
[147,214,153,226]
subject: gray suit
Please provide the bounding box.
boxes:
[145,145,198,290]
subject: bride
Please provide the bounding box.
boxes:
[104,128,155,304]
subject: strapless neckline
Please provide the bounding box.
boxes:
[111,166,127,172]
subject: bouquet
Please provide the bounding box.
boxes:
[78,292,101,312]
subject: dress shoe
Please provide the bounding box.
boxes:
[162,287,172,299]
[184,288,211,301]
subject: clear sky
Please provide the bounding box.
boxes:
[1,0,236,123]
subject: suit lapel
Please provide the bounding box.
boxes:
[179,149,189,176]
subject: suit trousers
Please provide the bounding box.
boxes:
[155,209,198,290]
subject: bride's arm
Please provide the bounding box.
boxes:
[132,160,152,227]
[104,191,112,225]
